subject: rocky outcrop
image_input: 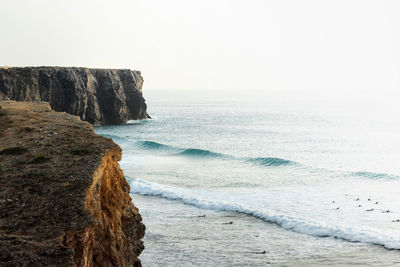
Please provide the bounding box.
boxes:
[0,101,145,266]
[0,67,150,125]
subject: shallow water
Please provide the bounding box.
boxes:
[95,91,400,265]
[133,195,400,266]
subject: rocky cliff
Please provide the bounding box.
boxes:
[0,67,150,125]
[0,101,145,266]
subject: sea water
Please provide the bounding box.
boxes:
[95,91,400,266]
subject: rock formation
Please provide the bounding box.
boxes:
[0,101,145,266]
[0,67,150,125]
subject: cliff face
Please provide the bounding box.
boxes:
[0,67,150,125]
[0,101,145,266]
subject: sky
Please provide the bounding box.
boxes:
[1,0,400,98]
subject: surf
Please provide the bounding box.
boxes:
[248,157,297,167]
[137,140,176,151]
[110,139,400,180]
[175,148,225,158]
[129,178,400,250]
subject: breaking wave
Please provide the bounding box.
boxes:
[248,157,297,167]
[175,148,226,158]
[350,171,400,180]
[130,178,400,250]
[99,138,400,180]
[137,140,176,151]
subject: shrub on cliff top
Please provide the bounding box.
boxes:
[30,154,50,164]
[71,149,90,155]
[0,146,28,155]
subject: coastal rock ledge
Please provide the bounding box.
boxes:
[0,101,145,266]
[0,67,150,125]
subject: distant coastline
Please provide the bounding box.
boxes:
[0,67,150,125]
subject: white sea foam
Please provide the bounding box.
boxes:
[127,118,153,124]
[130,178,400,250]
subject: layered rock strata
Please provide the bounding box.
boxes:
[0,67,150,125]
[0,101,145,266]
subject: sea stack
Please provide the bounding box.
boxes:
[0,101,145,266]
[0,67,150,125]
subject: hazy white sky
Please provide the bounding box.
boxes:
[1,0,400,95]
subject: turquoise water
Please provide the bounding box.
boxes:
[95,91,400,266]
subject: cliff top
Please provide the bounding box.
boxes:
[0,101,144,266]
[0,66,141,73]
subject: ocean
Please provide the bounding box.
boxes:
[95,91,400,266]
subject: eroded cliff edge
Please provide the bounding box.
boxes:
[0,67,150,125]
[0,101,145,266]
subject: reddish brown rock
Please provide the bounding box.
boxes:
[0,101,145,266]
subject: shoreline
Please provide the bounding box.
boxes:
[134,194,400,267]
